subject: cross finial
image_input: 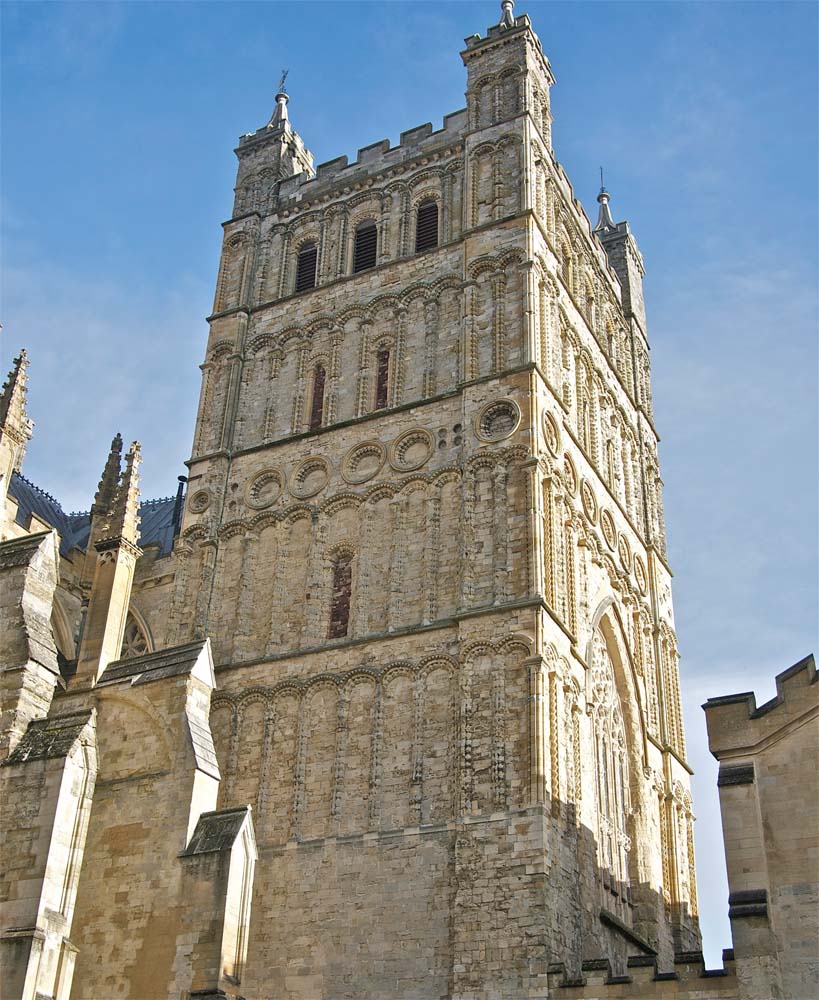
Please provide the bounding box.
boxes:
[278,68,289,94]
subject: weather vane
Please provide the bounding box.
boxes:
[278,69,289,94]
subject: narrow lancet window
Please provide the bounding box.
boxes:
[375,348,390,410]
[415,200,439,252]
[295,241,318,292]
[309,364,326,430]
[353,220,378,273]
[329,551,353,638]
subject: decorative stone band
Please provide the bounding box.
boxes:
[717,763,755,787]
[728,889,768,919]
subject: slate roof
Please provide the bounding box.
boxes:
[8,472,181,557]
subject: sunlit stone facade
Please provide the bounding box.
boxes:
[1,5,815,1000]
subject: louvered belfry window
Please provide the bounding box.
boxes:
[375,348,390,410]
[415,200,439,252]
[329,551,353,638]
[309,364,326,430]
[295,241,318,292]
[353,220,378,273]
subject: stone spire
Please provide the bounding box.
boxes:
[593,175,617,235]
[499,0,516,29]
[0,349,34,473]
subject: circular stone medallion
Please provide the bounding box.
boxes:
[618,533,632,572]
[543,411,560,457]
[580,479,598,524]
[342,441,385,485]
[563,453,578,495]
[389,428,434,472]
[245,469,283,510]
[290,457,330,498]
[634,555,647,594]
[600,508,617,550]
[475,400,521,443]
[188,489,210,514]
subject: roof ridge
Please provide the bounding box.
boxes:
[12,472,65,511]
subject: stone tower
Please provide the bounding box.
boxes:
[171,2,698,993]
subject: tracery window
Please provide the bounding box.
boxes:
[120,613,149,660]
[353,219,378,273]
[309,364,326,430]
[328,551,353,639]
[590,629,631,901]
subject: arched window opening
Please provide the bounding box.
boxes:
[329,551,353,639]
[415,200,439,252]
[353,220,378,273]
[120,613,149,660]
[309,364,326,430]
[375,347,391,410]
[295,241,318,292]
[590,629,631,901]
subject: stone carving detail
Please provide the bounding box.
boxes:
[633,555,647,594]
[289,457,330,499]
[389,428,434,472]
[188,489,210,514]
[562,452,578,495]
[245,469,283,509]
[543,410,560,456]
[475,400,520,442]
[580,479,598,524]
[600,508,616,550]
[341,441,385,485]
[618,533,632,572]
[120,613,149,659]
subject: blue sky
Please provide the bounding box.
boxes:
[2,0,817,966]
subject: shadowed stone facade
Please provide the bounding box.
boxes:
[0,4,815,999]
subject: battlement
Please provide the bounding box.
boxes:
[273,108,468,209]
[547,950,738,997]
[704,654,818,757]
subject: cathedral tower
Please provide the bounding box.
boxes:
[173,3,697,992]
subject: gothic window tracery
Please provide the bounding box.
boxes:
[120,613,150,660]
[590,629,631,903]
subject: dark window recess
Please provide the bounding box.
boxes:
[415,200,439,252]
[309,365,326,430]
[329,552,353,638]
[295,242,318,292]
[353,221,378,273]
[375,348,390,409]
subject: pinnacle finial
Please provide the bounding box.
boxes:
[0,348,34,471]
[101,441,141,546]
[499,0,516,29]
[594,172,617,235]
[92,433,123,517]
[268,70,291,130]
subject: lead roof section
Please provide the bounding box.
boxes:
[8,472,179,557]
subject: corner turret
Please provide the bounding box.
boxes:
[593,184,648,338]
